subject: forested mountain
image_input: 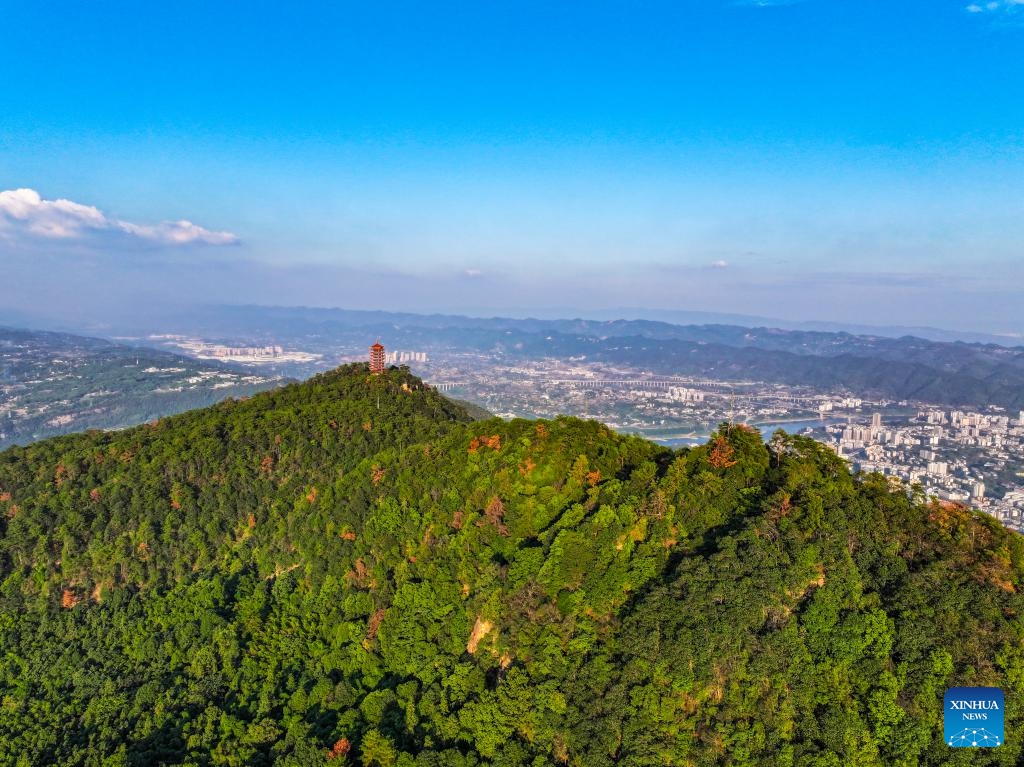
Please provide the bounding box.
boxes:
[1,365,1022,766]
[0,328,287,448]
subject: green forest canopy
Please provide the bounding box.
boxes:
[0,365,1021,766]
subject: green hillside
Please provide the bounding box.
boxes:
[0,365,1021,766]
[0,327,288,449]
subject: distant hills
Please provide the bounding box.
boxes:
[0,327,288,448]
[0,365,1020,764]
[524,331,1024,411]
[590,307,1023,347]
[10,303,1019,347]
[8,306,1024,421]
[137,305,1024,410]
[131,304,1024,349]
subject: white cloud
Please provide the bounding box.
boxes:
[0,188,239,246]
[464,268,484,277]
[710,259,730,269]
[966,0,1024,12]
[116,220,239,246]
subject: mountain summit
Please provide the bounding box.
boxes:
[0,365,1021,765]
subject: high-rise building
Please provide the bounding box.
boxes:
[384,350,430,364]
[369,342,386,374]
[871,413,882,430]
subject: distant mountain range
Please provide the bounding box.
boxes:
[585,307,1023,347]
[4,303,1020,348]
[141,303,1024,351]
[139,305,1024,411]
[5,305,1024,431]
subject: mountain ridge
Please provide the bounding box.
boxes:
[0,365,1021,765]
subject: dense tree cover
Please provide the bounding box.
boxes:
[0,365,1022,766]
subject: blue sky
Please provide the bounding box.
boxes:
[1,1,1022,333]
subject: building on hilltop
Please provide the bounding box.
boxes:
[369,342,386,374]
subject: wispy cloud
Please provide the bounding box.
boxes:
[733,0,811,6]
[0,188,239,246]
[966,0,1024,13]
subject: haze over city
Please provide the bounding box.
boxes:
[2,0,1023,333]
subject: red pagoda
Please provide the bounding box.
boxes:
[369,341,386,374]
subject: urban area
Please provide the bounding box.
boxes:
[381,346,1024,534]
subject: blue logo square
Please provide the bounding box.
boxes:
[945,687,1004,748]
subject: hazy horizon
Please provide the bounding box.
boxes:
[3,1,1023,334]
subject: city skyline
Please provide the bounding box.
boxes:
[2,1,1023,333]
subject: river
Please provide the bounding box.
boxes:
[648,417,849,447]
